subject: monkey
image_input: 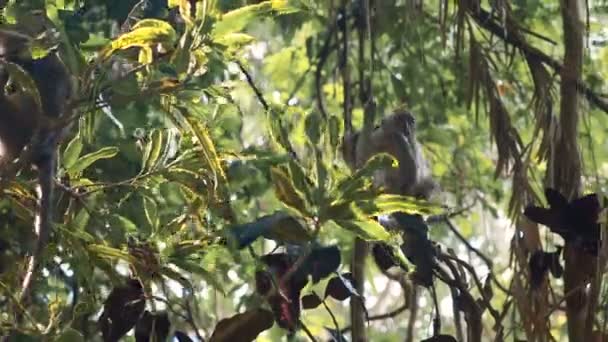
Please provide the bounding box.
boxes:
[0,29,73,303]
[343,110,440,286]
[342,110,438,199]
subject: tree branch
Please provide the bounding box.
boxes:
[465,7,608,114]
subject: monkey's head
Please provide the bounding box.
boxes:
[381,110,416,137]
[0,30,32,61]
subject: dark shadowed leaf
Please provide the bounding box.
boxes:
[545,188,568,209]
[529,247,563,288]
[98,278,145,342]
[372,243,401,271]
[421,335,458,342]
[524,188,601,255]
[325,273,356,301]
[301,293,323,310]
[135,311,171,342]
[300,245,341,283]
[209,308,274,342]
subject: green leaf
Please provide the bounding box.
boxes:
[270,167,308,214]
[142,130,164,172]
[186,118,228,195]
[67,147,119,177]
[335,153,395,200]
[265,215,311,244]
[143,196,159,232]
[215,33,256,49]
[102,19,176,59]
[88,244,132,262]
[109,215,138,234]
[62,134,83,169]
[334,219,391,241]
[212,2,274,38]
[54,328,84,342]
[355,194,443,217]
[305,112,323,144]
[288,160,314,205]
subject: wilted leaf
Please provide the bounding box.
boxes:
[209,308,274,342]
[258,247,339,331]
[258,253,304,330]
[98,279,145,342]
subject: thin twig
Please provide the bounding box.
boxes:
[321,297,342,338]
[237,61,269,111]
[341,303,408,333]
[300,321,318,342]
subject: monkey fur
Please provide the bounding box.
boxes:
[0,29,73,302]
[342,110,438,200]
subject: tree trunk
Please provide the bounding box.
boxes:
[555,1,588,341]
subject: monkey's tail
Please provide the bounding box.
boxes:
[18,155,55,303]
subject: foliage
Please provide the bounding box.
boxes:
[0,0,607,341]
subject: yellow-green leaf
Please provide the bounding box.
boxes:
[211,2,273,38]
[67,147,119,177]
[102,19,176,59]
[356,194,443,217]
[334,219,391,241]
[270,167,308,214]
[62,134,83,169]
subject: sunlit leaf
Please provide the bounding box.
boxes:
[102,19,176,59]
[67,147,119,177]
[334,219,391,241]
[62,134,83,169]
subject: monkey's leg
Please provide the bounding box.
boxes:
[18,136,56,303]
